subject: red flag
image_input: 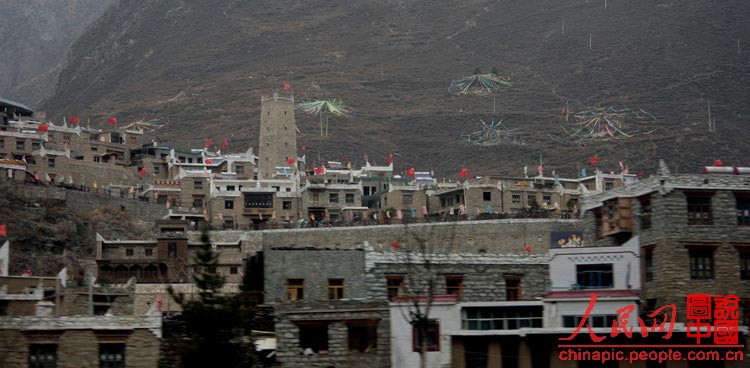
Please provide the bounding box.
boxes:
[314,166,325,175]
[406,167,415,177]
[139,167,147,176]
[714,159,723,167]
[459,168,468,178]
[301,146,306,153]
[283,83,291,91]
[0,224,6,237]
[222,138,228,151]
[108,117,117,125]
[205,158,213,165]
[37,123,49,133]
[287,157,295,165]
[205,138,212,149]
[391,241,399,248]
[589,156,599,165]
[70,116,80,124]
[524,243,531,254]
[386,154,393,165]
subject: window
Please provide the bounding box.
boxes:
[297,322,328,354]
[153,166,159,174]
[230,267,238,275]
[330,193,339,203]
[639,195,652,229]
[542,195,551,204]
[168,242,177,258]
[605,181,614,190]
[386,275,404,300]
[63,136,71,145]
[29,344,57,368]
[0,140,3,149]
[48,158,55,168]
[644,247,654,282]
[287,279,304,301]
[403,194,413,205]
[737,195,750,225]
[576,264,614,289]
[236,165,244,174]
[741,253,750,280]
[283,201,292,210]
[224,200,234,209]
[412,320,440,352]
[686,193,713,225]
[32,142,40,150]
[125,249,134,257]
[225,185,235,191]
[363,187,370,195]
[94,156,101,163]
[145,249,153,257]
[244,193,273,208]
[99,343,125,368]
[328,279,345,300]
[562,314,617,328]
[192,196,204,207]
[593,208,603,238]
[527,195,536,206]
[505,276,521,301]
[313,194,319,203]
[17,140,24,150]
[741,300,750,327]
[445,275,464,301]
[347,320,378,352]
[464,306,543,330]
[483,191,492,201]
[194,180,203,189]
[689,248,714,279]
[91,146,98,151]
[223,219,234,229]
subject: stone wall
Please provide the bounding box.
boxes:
[365,250,549,302]
[0,316,160,368]
[16,183,168,225]
[264,247,367,302]
[274,300,390,368]
[234,218,582,255]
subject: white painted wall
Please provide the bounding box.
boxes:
[548,236,641,290]
[390,301,460,368]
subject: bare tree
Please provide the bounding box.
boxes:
[389,223,458,368]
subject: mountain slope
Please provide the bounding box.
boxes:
[0,0,114,106]
[42,0,750,176]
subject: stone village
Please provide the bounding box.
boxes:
[1,95,749,367]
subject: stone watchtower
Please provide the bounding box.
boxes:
[258,93,297,179]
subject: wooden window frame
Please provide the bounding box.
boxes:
[412,319,440,352]
[327,278,345,300]
[504,275,522,301]
[686,192,713,225]
[686,245,716,280]
[386,275,404,301]
[445,275,464,301]
[287,279,305,301]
